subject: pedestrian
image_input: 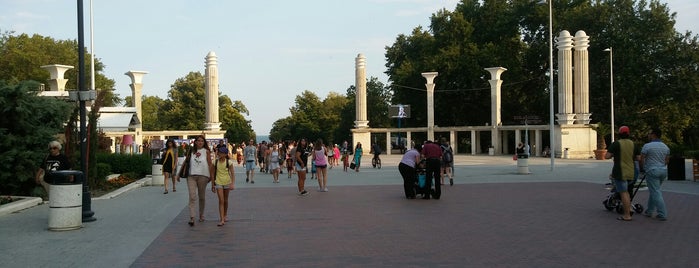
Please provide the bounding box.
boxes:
[286,140,296,178]
[295,138,310,196]
[440,138,454,186]
[421,140,442,199]
[186,135,214,226]
[212,146,235,226]
[162,139,179,194]
[605,126,640,221]
[353,142,363,172]
[35,140,72,195]
[244,139,257,183]
[327,143,335,168]
[313,138,329,192]
[640,128,671,221]
[399,144,422,199]
[269,144,281,183]
[333,144,341,168]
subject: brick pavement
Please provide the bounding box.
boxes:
[131,181,699,267]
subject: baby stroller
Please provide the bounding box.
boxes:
[603,173,646,214]
[414,159,435,198]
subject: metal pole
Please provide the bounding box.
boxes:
[605,47,615,142]
[90,0,95,91]
[78,0,96,222]
[548,0,555,171]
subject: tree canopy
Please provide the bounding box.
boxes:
[385,0,699,147]
[0,31,120,106]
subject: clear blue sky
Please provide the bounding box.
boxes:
[2,0,697,135]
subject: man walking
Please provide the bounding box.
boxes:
[421,140,442,200]
[640,128,671,221]
[605,126,639,221]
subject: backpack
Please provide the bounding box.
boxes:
[441,145,453,163]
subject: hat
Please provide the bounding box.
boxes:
[618,126,630,135]
[217,147,229,154]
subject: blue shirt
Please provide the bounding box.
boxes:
[641,140,670,171]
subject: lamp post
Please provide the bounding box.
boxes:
[547,0,555,170]
[604,47,614,142]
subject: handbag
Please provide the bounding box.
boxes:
[349,162,356,169]
[513,155,518,161]
[178,151,192,178]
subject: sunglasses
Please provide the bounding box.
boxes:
[50,147,59,150]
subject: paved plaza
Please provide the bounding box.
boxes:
[2,155,699,267]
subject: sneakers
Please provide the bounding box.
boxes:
[324,187,328,192]
[298,190,309,196]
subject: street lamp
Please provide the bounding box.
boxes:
[604,47,614,142]
[547,0,555,170]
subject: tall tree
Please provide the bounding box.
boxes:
[0,31,120,106]
[0,80,72,195]
[384,0,699,147]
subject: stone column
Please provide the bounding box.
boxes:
[573,31,591,124]
[556,31,575,125]
[204,51,221,131]
[485,67,506,154]
[354,54,369,128]
[41,64,74,91]
[421,72,439,141]
[352,54,370,154]
[125,70,147,149]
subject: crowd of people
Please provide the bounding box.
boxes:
[36,127,671,228]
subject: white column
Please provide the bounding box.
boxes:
[125,70,148,149]
[556,31,575,125]
[471,130,477,155]
[485,67,506,155]
[204,51,221,131]
[450,131,457,155]
[354,54,369,128]
[573,30,591,124]
[41,64,74,91]
[385,131,392,155]
[422,72,439,141]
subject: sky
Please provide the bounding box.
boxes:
[1,0,697,135]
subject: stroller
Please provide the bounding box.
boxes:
[603,173,646,214]
[414,159,435,198]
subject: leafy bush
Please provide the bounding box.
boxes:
[94,153,152,179]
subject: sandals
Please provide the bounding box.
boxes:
[188,218,194,226]
[617,216,632,221]
[217,222,225,226]
[163,190,168,194]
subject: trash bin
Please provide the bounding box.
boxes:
[46,170,83,231]
[151,163,164,186]
[516,154,530,174]
[667,156,685,180]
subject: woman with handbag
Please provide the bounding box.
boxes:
[353,142,363,172]
[181,135,214,226]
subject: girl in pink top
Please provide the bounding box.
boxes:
[312,139,329,192]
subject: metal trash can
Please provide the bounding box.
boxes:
[46,170,83,231]
[517,154,530,174]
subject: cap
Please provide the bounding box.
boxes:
[217,147,229,154]
[618,126,630,135]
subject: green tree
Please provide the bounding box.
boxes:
[335,77,394,141]
[149,71,254,140]
[0,31,120,106]
[384,0,699,147]
[0,80,72,195]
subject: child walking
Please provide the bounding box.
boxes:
[212,146,235,226]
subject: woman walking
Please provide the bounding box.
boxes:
[353,142,363,172]
[212,146,235,226]
[186,135,213,226]
[295,138,310,196]
[269,144,281,183]
[312,139,329,192]
[162,139,179,194]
